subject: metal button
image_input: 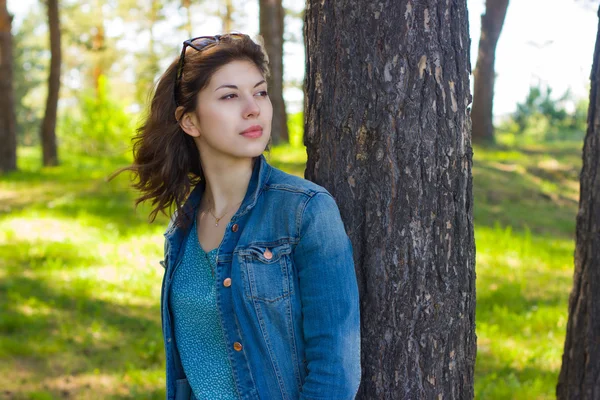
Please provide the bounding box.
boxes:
[231,224,239,232]
[167,338,171,343]
[264,248,273,260]
[233,342,243,351]
[223,278,232,287]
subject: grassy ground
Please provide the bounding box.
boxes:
[0,140,581,399]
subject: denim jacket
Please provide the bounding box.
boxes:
[160,155,361,400]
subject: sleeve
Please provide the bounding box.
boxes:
[294,192,361,400]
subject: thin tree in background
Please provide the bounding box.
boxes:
[40,0,61,166]
[0,0,17,172]
[134,0,162,106]
[259,0,288,143]
[91,0,105,95]
[557,5,600,399]
[182,0,192,37]
[304,0,475,397]
[222,0,234,32]
[471,0,509,144]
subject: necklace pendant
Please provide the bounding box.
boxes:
[215,221,219,227]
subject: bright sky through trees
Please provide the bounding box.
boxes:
[7,0,597,116]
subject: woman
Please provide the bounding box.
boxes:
[128,33,360,400]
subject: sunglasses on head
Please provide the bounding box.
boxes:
[174,33,245,106]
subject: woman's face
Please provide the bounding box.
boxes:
[183,59,273,162]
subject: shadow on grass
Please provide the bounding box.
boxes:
[0,273,163,396]
[473,161,577,239]
[0,240,98,271]
[475,361,559,399]
[1,173,168,237]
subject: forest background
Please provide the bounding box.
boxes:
[0,0,598,398]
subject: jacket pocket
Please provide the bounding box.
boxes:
[239,243,293,303]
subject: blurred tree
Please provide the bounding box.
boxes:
[496,83,587,141]
[40,0,61,166]
[222,0,234,32]
[91,2,106,94]
[513,85,569,132]
[557,5,600,398]
[59,75,132,155]
[117,0,180,107]
[471,0,509,145]
[182,0,192,37]
[304,1,475,398]
[0,0,17,172]
[13,9,47,147]
[260,0,288,143]
[61,0,119,95]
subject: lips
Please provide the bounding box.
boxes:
[240,125,263,138]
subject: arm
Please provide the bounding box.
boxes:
[294,192,361,400]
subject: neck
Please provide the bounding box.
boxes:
[199,153,255,216]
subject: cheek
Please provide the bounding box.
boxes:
[264,102,274,121]
[198,107,229,131]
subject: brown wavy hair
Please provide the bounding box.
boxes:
[119,33,270,226]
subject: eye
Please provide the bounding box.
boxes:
[221,93,237,100]
[256,91,269,97]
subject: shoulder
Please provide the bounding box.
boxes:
[264,163,331,199]
[263,163,343,225]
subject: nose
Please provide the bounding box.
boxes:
[243,95,260,119]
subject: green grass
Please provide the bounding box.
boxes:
[0,139,581,399]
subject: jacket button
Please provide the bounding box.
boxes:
[233,342,243,351]
[231,224,239,232]
[223,278,232,287]
[264,248,273,260]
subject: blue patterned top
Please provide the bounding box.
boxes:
[170,216,239,400]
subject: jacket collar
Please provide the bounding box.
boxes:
[164,154,271,238]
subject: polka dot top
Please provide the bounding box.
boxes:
[170,215,239,400]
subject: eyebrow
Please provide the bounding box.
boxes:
[215,80,267,91]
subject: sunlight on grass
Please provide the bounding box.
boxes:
[475,222,574,399]
[0,141,581,398]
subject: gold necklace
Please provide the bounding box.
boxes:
[206,200,243,227]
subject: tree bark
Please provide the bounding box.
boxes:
[556,5,600,399]
[471,0,509,145]
[304,1,476,399]
[40,0,61,166]
[259,0,288,144]
[0,0,17,172]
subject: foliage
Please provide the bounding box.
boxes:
[58,75,135,156]
[287,111,303,148]
[497,84,588,143]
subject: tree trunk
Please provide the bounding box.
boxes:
[40,0,61,166]
[92,21,104,95]
[0,0,17,172]
[259,0,288,144]
[304,1,476,399]
[556,6,600,399]
[222,0,234,33]
[182,0,192,37]
[471,0,509,145]
[135,0,160,105]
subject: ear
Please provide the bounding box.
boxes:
[176,107,201,138]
